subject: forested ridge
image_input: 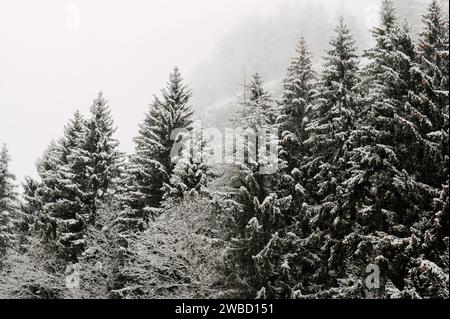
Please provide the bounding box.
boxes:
[0,0,448,299]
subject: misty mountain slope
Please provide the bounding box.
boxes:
[188,1,369,118]
[189,0,449,126]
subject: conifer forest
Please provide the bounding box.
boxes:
[0,0,449,299]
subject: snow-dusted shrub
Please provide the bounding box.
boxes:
[110,195,235,299]
[0,238,68,299]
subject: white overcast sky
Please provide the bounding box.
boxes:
[0,0,361,182]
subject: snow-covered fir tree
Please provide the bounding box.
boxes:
[404,0,449,298]
[348,0,431,221]
[162,120,213,207]
[112,68,195,295]
[274,17,364,296]
[157,67,195,174]
[277,37,317,172]
[239,73,277,131]
[73,92,122,220]
[232,39,324,299]
[0,145,17,262]
[346,0,419,219]
[33,141,65,244]
[33,111,88,260]
[27,96,121,261]
[31,129,86,261]
[120,67,194,220]
[51,111,87,259]
[220,70,298,298]
[303,16,361,206]
[336,0,449,298]
[117,98,167,231]
[410,0,449,186]
[20,177,40,230]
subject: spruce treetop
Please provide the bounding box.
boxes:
[61,110,85,162]
[0,144,16,207]
[380,0,398,33]
[241,72,276,130]
[417,0,448,62]
[87,92,117,138]
[282,37,316,106]
[160,67,194,133]
[322,16,359,92]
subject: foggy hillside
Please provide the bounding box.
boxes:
[189,0,449,126]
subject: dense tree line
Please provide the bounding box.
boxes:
[0,0,448,299]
